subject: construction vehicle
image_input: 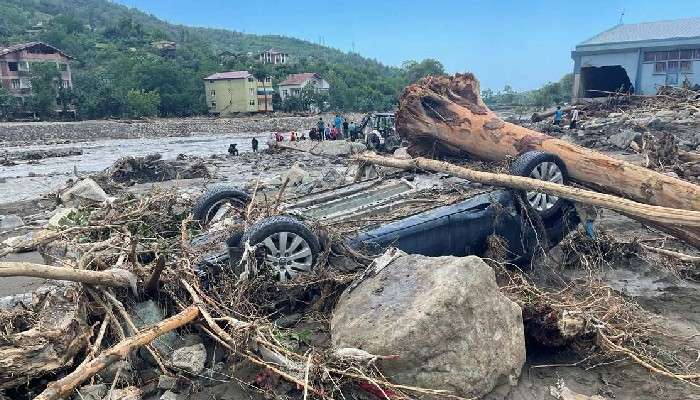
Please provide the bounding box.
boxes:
[355,112,403,153]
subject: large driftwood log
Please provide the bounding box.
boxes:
[396,74,700,246]
[34,305,200,400]
[355,153,700,228]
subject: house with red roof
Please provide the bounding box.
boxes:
[0,42,74,102]
[278,73,329,100]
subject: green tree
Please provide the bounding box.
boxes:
[126,89,160,118]
[0,86,14,120]
[402,59,445,84]
[27,62,62,119]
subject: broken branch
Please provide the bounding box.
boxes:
[0,262,137,291]
[34,305,199,400]
[355,153,700,228]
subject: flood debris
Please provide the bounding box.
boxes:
[94,153,210,187]
[394,73,700,248]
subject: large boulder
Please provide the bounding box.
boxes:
[331,252,525,399]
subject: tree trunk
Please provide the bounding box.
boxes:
[395,74,700,246]
[0,262,137,291]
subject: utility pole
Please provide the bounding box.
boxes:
[618,8,625,25]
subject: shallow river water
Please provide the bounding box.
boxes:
[0,132,269,204]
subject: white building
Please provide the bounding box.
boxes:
[572,17,700,99]
[278,73,329,100]
[258,49,288,65]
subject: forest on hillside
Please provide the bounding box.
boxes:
[0,0,446,119]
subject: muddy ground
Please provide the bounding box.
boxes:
[1,116,699,399]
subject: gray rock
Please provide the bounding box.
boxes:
[59,178,110,205]
[608,130,640,149]
[104,386,142,400]
[130,301,176,359]
[73,383,107,400]
[160,390,181,400]
[0,215,24,231]
[157,374,178,391]
[171,343,206,375]
[331,252,525,399]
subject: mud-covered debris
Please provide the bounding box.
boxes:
[97,153,210,186]
[60,178,111,205]
[0,215,24,232]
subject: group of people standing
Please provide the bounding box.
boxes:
[553,106,581,129]
[310,114,357,141]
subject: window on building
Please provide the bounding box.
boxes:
[265,77,271,83]
[680,61,692,72]
[644,52,655,62]
[248,77,254,82]
[667,61,679,72]
[282,89,288,97]
[695,49,700,59]
[210,90,215,96]
[10,79,20,89]
[249,100,255,106]
[680,50,694,60]
[211,101,216,107]
[656,52,668,61]
[18,61,30,71]
[62,80,70,88]
[249,88,254,95]
[668,50,680,60]
[8,62,18,72]
[654,62,667,73]
[58,63,68,71]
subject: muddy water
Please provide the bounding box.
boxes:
[0,133,270,204]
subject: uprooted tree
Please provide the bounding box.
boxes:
[395,73,700,247]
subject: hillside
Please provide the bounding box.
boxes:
[0,0,444,118]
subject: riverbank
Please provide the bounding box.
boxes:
[0,113,363,146]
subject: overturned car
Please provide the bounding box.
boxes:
[193,151,580,281]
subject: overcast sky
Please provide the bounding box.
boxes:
[114,0,700,91]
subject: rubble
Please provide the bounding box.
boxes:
[95,153,210,186]
[59,178,111,205]
[170,343,206,375]
[332,252,526,399]
[0,215,24,231]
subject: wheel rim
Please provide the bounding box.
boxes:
[205,198,246,225]
[526,161,563,212]
[259,232,313,282]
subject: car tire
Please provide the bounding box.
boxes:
[193,185,251,226]
[239,216,320,282]
[510,151,569,220]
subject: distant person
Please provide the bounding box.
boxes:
[228,143,239,156]
[342,119,349,139]
[553,106,563,126]
[317,118,325,141]
[299,133,307,140]
[324,125,331,140]
[569,109,580,130]
[290,131,297,142]
[349,121,357,142]
[309,128,318,141]
[334,114,342,134]
[251,137,259,152]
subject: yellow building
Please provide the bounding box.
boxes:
[203,71,273,115]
